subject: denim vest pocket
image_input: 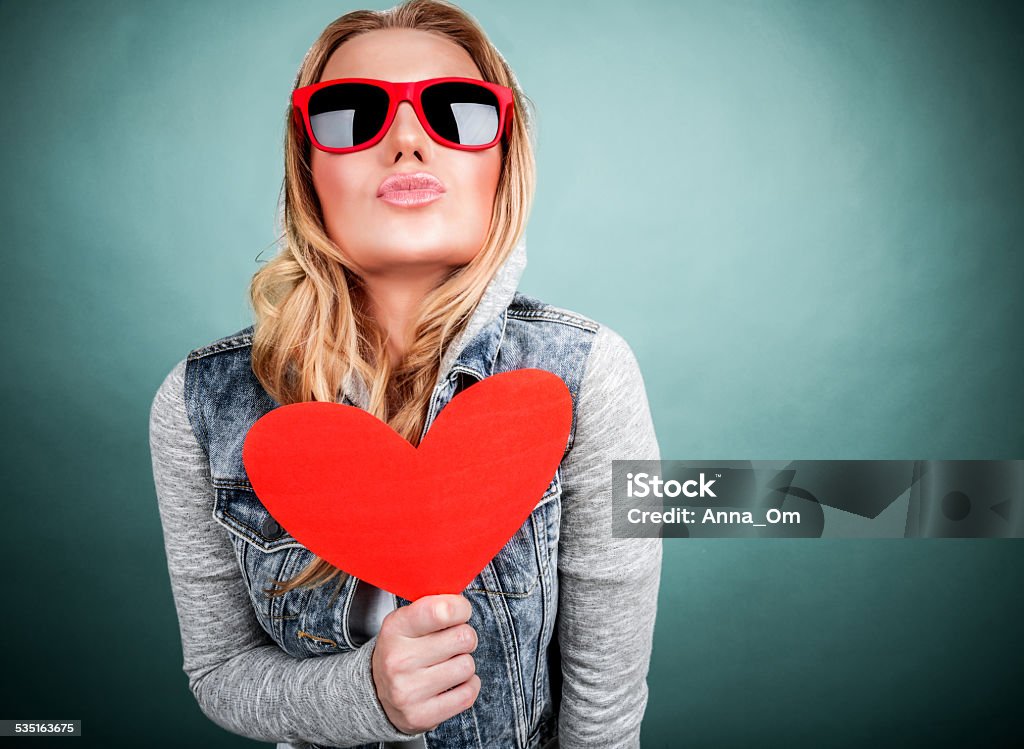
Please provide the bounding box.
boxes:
[213,482,319,654]
[214,482,370,659]
[212,481,303,551]
[465,470,561,597]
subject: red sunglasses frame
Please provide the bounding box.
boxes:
[291,76,515,154]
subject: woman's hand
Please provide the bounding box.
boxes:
[371,593,481,734]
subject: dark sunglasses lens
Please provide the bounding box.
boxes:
[421,82,500,146]
[308,83,389,149]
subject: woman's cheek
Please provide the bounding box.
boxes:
[472,157,502,230]
[313,170,363,240]
[312,152,364,209]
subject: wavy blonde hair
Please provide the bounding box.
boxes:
[251,0,536,599]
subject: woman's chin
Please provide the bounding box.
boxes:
[352,245,472,274]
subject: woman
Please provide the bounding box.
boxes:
[149,1,662,747]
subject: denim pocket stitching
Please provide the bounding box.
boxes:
[213,486,303,552]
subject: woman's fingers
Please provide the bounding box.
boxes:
[406,674,482,733]
[372,593,481,734]
[389,594,472,638]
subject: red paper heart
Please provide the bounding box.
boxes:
[241,368,572,601]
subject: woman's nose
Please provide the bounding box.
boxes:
[384,100,430,156]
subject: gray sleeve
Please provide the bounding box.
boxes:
[555,325,663,748]
[148,359,424,747]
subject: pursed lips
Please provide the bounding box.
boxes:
[377,171,446,207]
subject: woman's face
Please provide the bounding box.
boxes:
[311,29,503,278]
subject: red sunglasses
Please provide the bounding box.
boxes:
[291,76,515,154]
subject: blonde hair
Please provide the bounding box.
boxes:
[250,0,536,598]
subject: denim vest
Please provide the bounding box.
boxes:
[183,291,598,749]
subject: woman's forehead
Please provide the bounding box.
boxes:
[320,28,483,83]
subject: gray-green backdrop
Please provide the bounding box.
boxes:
[2,1,1021,747]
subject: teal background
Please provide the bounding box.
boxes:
[2,0,1021,746]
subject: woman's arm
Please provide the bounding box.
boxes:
[149,359,424,747]
[556,325,663,749]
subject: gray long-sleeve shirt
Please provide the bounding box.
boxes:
[149,299,662,748]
